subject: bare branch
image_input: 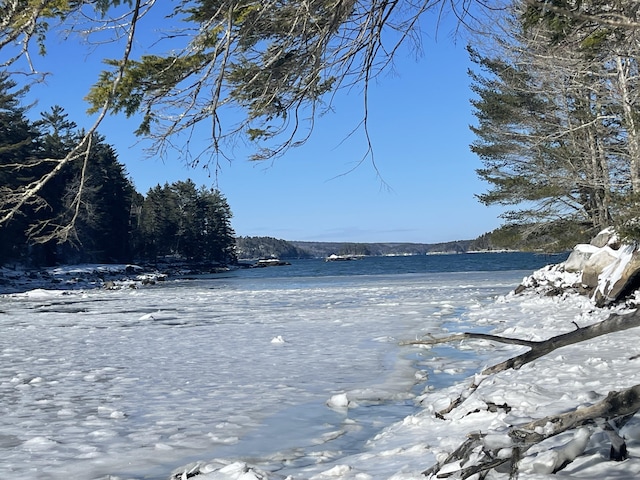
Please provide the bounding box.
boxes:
[0,0,144,242]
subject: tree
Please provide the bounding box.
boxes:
[197,186,237,264]
[69,137,138,262]
[0,73,39,263]
[30,108,138,263]
[0,96,139,265]
[1,0,640,240]
[469,0,640,242]
[136,180,236,263]
[138,183,181,260]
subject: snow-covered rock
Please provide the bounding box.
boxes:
[589,226,618,248]
[518,228,640,306]
[581,246,618,289]
[564,244,600,273]
[593,243,640,306]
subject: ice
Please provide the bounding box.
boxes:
[4,269,501,479]
[327,393,352,409]
[3,263,640,479]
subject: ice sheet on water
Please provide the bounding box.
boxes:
[1,270,517,479]
[10,267,630,480]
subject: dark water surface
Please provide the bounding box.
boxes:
[215,251,569,280]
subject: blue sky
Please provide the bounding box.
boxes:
[22,8,506,244]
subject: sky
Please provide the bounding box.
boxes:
[19,5,507,244]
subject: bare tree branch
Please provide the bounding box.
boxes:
[405,308,640,418]
[0,0,144,243]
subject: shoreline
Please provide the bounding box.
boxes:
[0,262,238,295]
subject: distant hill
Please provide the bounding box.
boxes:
[289,240,473,258]
[235,221,587,260]
[235,236,314,260]
[472,222,592,253]
[235,236,475,260]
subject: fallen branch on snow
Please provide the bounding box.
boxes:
[404,308,640,376]
[423,384,640,478]
[404,308,640,417]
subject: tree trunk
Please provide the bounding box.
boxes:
[404,308,640,377]
[483,308,640,375]
[615,54,640,195]
[404,308,640,417]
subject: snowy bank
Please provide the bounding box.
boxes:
[0,261,234,294]
[517,227,640,308]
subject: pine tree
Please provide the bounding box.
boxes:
[0,73,38,264]
[198,186,236,264]
[467,1,637,239]
[136,180,236,264]
[139,184,181,260]
[35,108,138,263]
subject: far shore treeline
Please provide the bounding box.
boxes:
[234,227,587,261]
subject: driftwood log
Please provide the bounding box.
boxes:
[404,308,640,478]
[422,384,640,479]
[403,308,640,416]
[404,308,640,376]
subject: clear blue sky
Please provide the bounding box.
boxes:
[23,8,506,244]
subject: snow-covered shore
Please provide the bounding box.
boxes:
[0,261,237,294]
[0,264,161,293]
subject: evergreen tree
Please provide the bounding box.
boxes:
[0,73,38,264]
[29,106,82,264]
[172,180,202,259]
[468,1,639,239]
[198,186,237,264]
[72,137,137,262]
[138,184,181,260]
[35,108,137,263]
[136,180,236,264]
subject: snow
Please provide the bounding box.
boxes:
[2,254,640,479]
[596,243,636,299]
[521,427,592,475]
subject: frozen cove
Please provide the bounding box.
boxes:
[2,253,640,479]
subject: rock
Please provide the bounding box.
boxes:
[581,247,618,289]
[590,227,618,248]
[125,264,142,274]
[514,284,527,295]
[564,244,600,273]
[594,244,640,306]
[545,287,564,297]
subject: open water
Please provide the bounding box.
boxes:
[0,252,567,479]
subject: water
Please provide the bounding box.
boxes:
[0,252,565,479]
[223,251,567,279]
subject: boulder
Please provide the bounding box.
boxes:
[590,227,618,248]
[581,247,618,289]
[594,244,640,306]
[564,244,600,273]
